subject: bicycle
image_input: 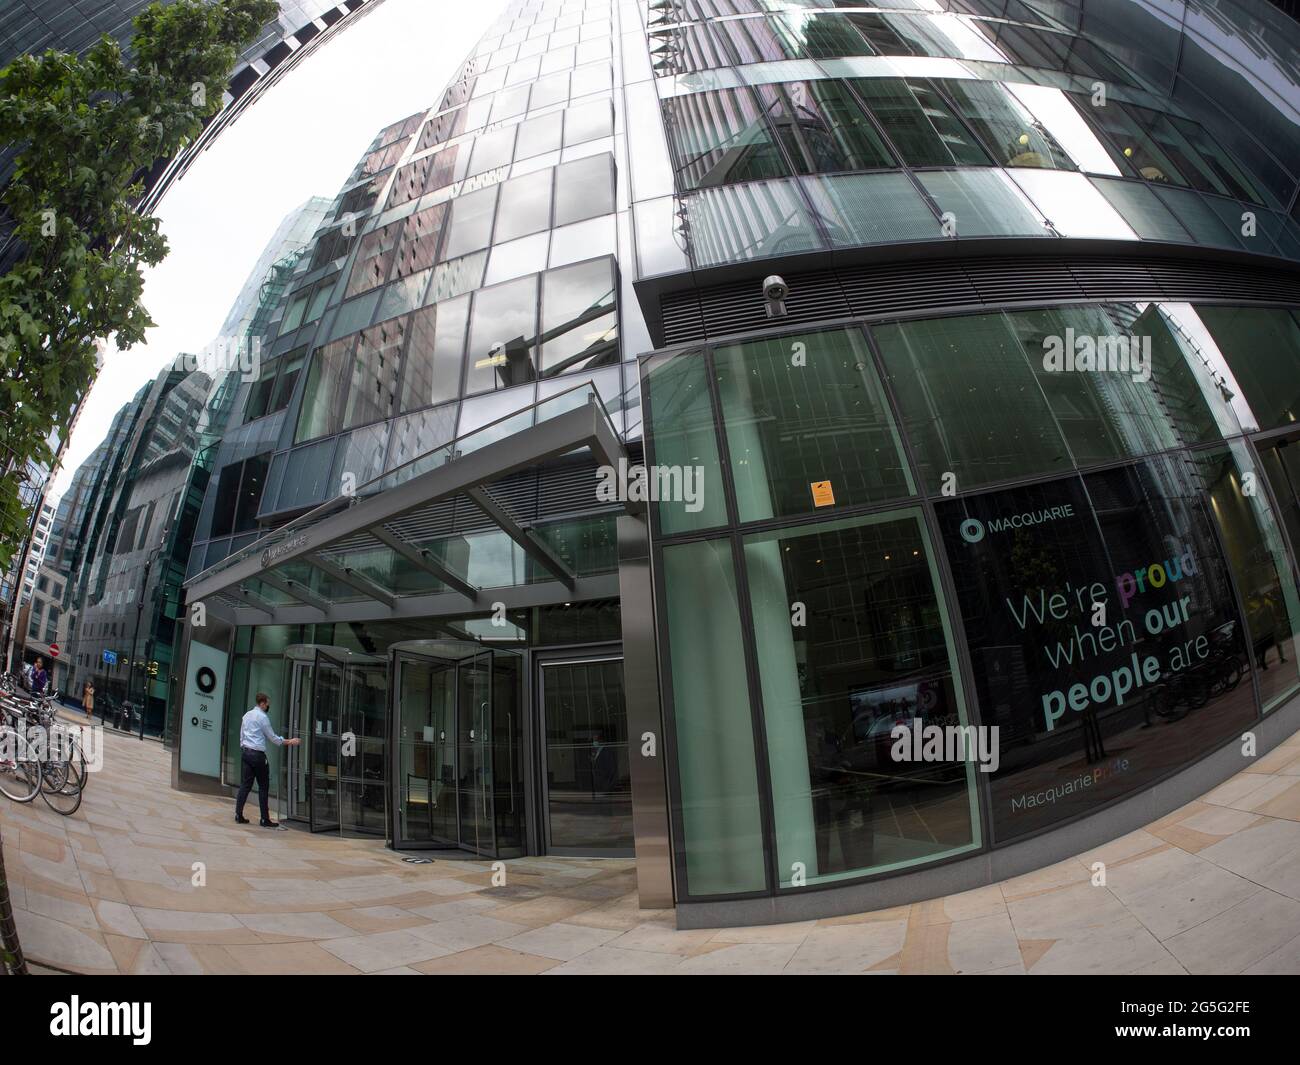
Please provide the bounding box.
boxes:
[0,687,86,814]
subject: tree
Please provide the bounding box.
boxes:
[0,0,277,976]
[0,0,279,572]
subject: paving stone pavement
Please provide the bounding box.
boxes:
[3,721,1300,974]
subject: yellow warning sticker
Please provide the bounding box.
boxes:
[811,480,835,508]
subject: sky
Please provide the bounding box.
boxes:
[49,0,508,498]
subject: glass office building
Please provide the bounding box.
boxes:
[177,0,1300,924]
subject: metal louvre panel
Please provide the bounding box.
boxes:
[661,289,706,343]
[658,256,1300,344]
[379,457,617,546]
[962,257,1086,304]
[1066,260,1162,299]
[840,261,977,317]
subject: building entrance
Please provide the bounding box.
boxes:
[392,642,524,857]
[280,646,388,837]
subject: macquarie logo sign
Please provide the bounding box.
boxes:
[959,503,1076,544]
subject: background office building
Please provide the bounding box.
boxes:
[176,0,1300,925]
[44,198,332,733]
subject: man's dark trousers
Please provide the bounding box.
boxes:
[236,746,271,823]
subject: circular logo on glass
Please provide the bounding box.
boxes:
[196,666,217,694]
[959,518,986,544]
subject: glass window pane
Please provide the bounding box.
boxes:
[918,168,1046,237]
[493,169,554,243]
[803,171,938,246]
[539,258,618,377]
[386,404,458,471]
[483,232,550,285]
[564,98,614,145]
[745,510,979,886]
[465,275,539,393]
[442,185,499,259]
[1090,177,1191,242]
[1195,307,1300,432]
[400,299,468,412]
[515,111,564,159]
[1005,303,1224,465]
[392,203,448,278]
[643,351,727,534]
[683,177,825,267]
[270,350,305,414]
[1069,92,1188,187]
[346,221,402,298]
[1197,443,1300,713]
[468,127,517,177]
[714,327,912,521]
[661,538,767,896]
[940,78,1077,169]
[873,312,1071,493]
[753,81,894,174]
[342,317,405,430]
[938,456,1256,843]
[294,339,353,443]
[553,154,615,226]
[662,88,791,191]
[849,78,990,168]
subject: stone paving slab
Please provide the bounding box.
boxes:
[3,721,1300,974]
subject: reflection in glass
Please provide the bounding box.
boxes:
[662,537,767,895]
[553,154,615,225]
[401,298,467,412]
[662,87,790,190]
[542,659,634,851]
[753,80,894,174]
[873,312,1072,492]
[1195,307,1300,432]
[643,351,728,534]
[465,275,539,393]
[1197,444,1300,713]
[745,510,979,887]
[848,78,989,167]
[714,327,912,521]
[539,258,618,376]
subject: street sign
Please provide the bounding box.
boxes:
[103,650,117,666]
[49,642,59,658]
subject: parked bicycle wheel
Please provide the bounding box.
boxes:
[0,726,41,803]
[40,753,84,816]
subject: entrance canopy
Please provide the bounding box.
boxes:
[185,384,638,628]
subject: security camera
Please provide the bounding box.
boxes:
[763,274,788,318]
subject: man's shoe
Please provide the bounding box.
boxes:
[235,816,250,824]
[260,820,281,829]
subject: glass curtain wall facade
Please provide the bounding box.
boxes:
[634,0,1300,913]
[176,0,1300,917]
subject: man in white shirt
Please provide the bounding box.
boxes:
[235,693,301,828]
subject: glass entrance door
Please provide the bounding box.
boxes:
[394,653,458,845]
[284,660,313,822]
[339,660,388,838]
[539,656,634,856]
[391,646,522,855]
[309,650,388,837]
[457,651,495,856]
[309,653,342,833]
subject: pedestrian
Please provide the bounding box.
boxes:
[82,680,95,720]
[30,657,48,697]
[235,692,300,829]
